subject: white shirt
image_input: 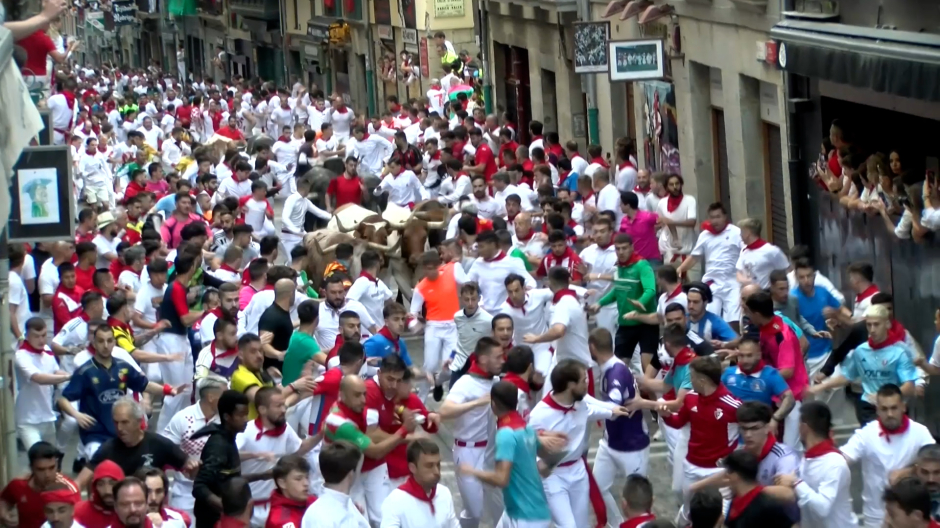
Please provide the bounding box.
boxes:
[596,183,622,224]
[445,373,497,442]
[52,315,89,374]
[376,170,423,207]
[316,136,340,162]
[272,138,302,168]
[195,342,239,380]
[579,243,618,305]
[528,138,544,159]
[236,420,302,502]
[569,155,589,177]
[614,163,638,192]
[458,254,536,313]
[841,418,935,526]
[352,134,394,174]
[427,88,447,116]
[469,195,504,220]
[47,93,77,142]
[217,176,253,199]
[438,174,472,205]
[117,270,141,292]
[794,451,859,528]
[451,308,493,370]
[325,108,356,140]
[690,225,743,286]
[656,195,698,256]
[9,273,30,338]
[140,125,163,150]
[282,192,330,236]
[78,152,111,187]
[528,394,616,465]
[499,289,554,359]
[301,488,370,528]
[657,287,688,317]
[379,485,459,528]
[92,233,121,270]
[160,403,220,499]
[133,281,166,333]
[314,300,376,350]
[550,294,592,366]
[736,242,790,289]
[14,345,60,424]
[38,258,61,317]
[346,276,394,330]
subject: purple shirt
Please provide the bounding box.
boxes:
[619,210,661,260]
[600,358,650,452]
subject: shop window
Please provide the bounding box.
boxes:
[763,122,788,249]
[711,108,731,214]
[322,0,339,18]
[342,0,361,20]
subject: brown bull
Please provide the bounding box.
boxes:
[302,230,372,293]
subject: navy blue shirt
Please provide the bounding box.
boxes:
[600,357,650,452]
[61,356,150,444]
[722,365,790,407]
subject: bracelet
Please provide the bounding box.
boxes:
[162,384,173,396]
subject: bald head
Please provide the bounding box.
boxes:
[274,278,295,298]
[339,374,367,413]
[741,283,763,301]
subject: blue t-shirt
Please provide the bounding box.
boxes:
[722,365,790,406]
[494,425,551,521]
[689,311,738,342]
[362,333,413,367]
[776,312,804,339]
[840,341,919,398]
[155,194,204,215]
[61,357,150,444]
[561,171,580,193]
[792,287,841,359]
[663,359,693,393]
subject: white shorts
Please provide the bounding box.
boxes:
[496,516,551,528]
[708,280,741,323]
[17,421,56,450]
[84,184,113,206]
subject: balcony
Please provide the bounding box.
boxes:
[229,0,280,20]
[136,0,160,16]
[198,0,224,16]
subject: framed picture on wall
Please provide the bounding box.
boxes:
[609,39,665,82]
[573,21,611,74]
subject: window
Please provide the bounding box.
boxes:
[763,123,788,249]
[712,108,731,213]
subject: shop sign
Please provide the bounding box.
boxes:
[609,39,665,82]
[402,28,417,45]
[378,25,393,40]
[374,0,392,26]
[112,0,136,26]
[419,37,430,78]
[307,22,330,42]
[434,0,464,18]
[304,44,320,58]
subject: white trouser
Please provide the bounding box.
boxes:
[350,464,389,526]
[424,321,458,376]
[454,443,488,525]
[592,439,650,527]
[783,399,803,451]
[168,481,195,512]
[495,516,550,528]
[280,233,304,265]
[305,442,324,497]
[543,459,590,528]
[155,333,195,432]
[146,362,163,383]
[17,421,57,450]
[677,460,729,526]
[806,351,846,424]
[250,502,271,528]
[707,280,741,323]
[531,343,553,378]
[83,440,103,461]
[595,305,618,337]
[657,414,689,494]
[57,410,78,453]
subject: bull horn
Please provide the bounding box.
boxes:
[427,208,453,230]
[335,216,357,233]
[312,236,324,254]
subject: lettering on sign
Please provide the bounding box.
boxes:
[402,28,417,45]
[434,0,464,18]
[112,0,137,26]
[419,37,430,78]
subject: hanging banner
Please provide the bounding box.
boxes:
[112,0,137,26]
[419,37,430,78]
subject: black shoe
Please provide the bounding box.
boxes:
[433,384,444,402]
[72,458,86,475]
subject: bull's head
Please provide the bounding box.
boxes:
[388,206,451,266]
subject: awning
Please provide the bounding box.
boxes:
[771,19,940,102]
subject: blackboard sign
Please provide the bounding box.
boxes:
[112,0,137,26]
[8,146,76,243]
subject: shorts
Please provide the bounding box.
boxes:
[84,185,112,206]
[615,324,659,360]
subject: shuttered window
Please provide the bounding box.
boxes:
[712,109,731,213]
[764,123,789,249]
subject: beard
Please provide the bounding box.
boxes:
[572,390,586,402]
[120,514,144,528]
[221,304,239,320]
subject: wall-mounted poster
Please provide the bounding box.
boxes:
[19,168,59,224]
[573,21,610,74]
[609,39,665,82]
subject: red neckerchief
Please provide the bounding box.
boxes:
[618,161,636,172]
[496,410,528,430]
[531,134,543,143]
[758,433,778,460]
[20,340,51,355]
[618,254,643,267]
[507,212,518,223]
[484,251,507,263]
[673,347,696,367]
[581,191,595,203]
[745,238,768,250]
[398,476,436,514]
[360,272,379,284]
[502,373,531,395]
[253,417,287,440]
[277,135,291,143]
[389,103,401,114]
[552,288,578,304]
[804,439,841,459]
[335,401,367,431]
[210,340,238,360]
[378,326,401,352]
[506,295,527,315]
[159,508,191,527]
[738,360,766,375]
[633,184,650,194]
[467,357,490,378]
[663,284,683,303]
[869,321,905,350]
[855,285,879,304]
[727,485,764,521]
[516,228,535,242]
[701,220,727,235]
[208,110,223,131]
[107,317,134,338]
[541,393,575,414]
[219,263,238,274]
[879,415,910,443]
[666,193,684,213]
[621,513,656,528]
[62,90,77,129]
[597,240,613,251]
[335,105,348,114]
[590,157,609,168]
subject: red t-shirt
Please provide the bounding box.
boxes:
[475,143,498,181]
[75,264,94,292]
[327,175,363,208]
[19,31,56,77]
[309,368,343,435]
[1,474,77,528]
[386,393,438,479]
[215,127,245,141]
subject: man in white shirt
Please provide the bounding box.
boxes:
[775,401,858,528]
[280,177,331,263]
[468,175,504,220]
[678,203,744,325]
[656,174,698,265]
[380,438,459,528]
[374,158,424,209]
[735,217,790,289]
[439,337,504,528]
[160,127,188,173]
[139,116,164,151]
[580,217,619,336]
[14,318,71,449]
[456,230,535,314]
[346,250,394,329]
[594,169,623,224]
[527,359,628,528]
[48,78,79,145]
[351,125,394,177]
[324,97,356,144]
[426,80,447,117]
[78,137,113,208]
[300,441,371,528]
[315,275,379,350]
[217,161,254,200]
[91,212,121,269]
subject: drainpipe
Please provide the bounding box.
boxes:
[364,7,377,116]
[0,231,15,486]
[479,0,492,114]
[279,0,290,84]
[577,0,599,145]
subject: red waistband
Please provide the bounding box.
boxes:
[454,439,487,448]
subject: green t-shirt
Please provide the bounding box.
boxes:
[282,331,320,385]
